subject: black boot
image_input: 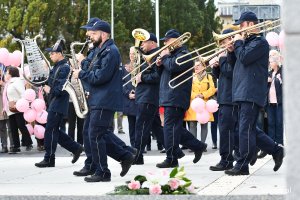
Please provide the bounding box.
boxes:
[120,155,135,177]
[72,145,84,164]
[210,163,233,171]
[193,143,207,163]
[156,160,178,168]
[73,167,95,176]
[225,168,249,176]
[84,174,111,182]
[35,159,55,168]
[273,146,284,172]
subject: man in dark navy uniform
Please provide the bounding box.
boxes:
[225,11,284,175]
[133,33,165,165]
[73,20,134,182]
[155,29,207,168]
[35,40,83,168]
[210,29,239,171]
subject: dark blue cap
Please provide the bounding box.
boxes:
[80,17,101,29]
[45,39,64,53]
[222,28,234,35]
[233,11,258,25]
[86,20,111,33]
[148,33,157,43]
[160,29,181,41]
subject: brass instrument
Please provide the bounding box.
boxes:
[169,48,227,89]
[123,32,192,87]
[62,41,89,118]
[13,35,51,86]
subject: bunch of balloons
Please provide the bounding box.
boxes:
[266,30,285,50]
[191,98,219,124]
[15,89,47,139]
[0,48,22,67]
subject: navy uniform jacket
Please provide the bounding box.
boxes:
[212,52,236,105]
[79,39,123,111]
[122,68,137,116]
[47,59,70,116]
[159,46,193,110]
[267,67,283,104]
[232,34,269,107]
[80,47,97,93]
[135,47,160,107]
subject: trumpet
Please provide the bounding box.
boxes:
[168,48,227,89]
[123,32,191,87]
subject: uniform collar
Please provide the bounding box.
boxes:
[54,59,67,67]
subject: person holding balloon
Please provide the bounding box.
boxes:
[35,40,83,168]
[4,66,33,153]
[184,59,216,145]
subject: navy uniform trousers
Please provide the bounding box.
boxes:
[83,109,133,175]
[218,105,239,167]
[134,103,158,161]
[235,102,280,171]
[151,113,165,149]
[44,111,80,161]
[164,106,206,164]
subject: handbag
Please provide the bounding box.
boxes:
[9,101,18,113]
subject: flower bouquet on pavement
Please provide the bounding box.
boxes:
[111,167,197,195]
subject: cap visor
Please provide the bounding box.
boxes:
[160,37,167,41]
[45,47,53,52]
[233,20,241,25]
[80,25,90,29]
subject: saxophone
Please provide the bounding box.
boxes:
[62,41,89,118]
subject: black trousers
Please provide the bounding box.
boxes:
[68,102,84,145]
[9,113,33,148]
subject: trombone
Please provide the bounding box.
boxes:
[123,32,192,87]
[168,48,227,89]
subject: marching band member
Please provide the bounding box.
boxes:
[225,11,284,175]
[156,29,207,168]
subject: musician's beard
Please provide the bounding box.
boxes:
[92,37,102,47]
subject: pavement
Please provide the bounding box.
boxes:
[0,118,287,200]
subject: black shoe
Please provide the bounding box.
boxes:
[157,144,164,151]
[250,148,260,166]
[8,147,20,154]
[0,147,8,153]
[26,145,33,151]
[178,151,185,159]
[35,159,55,168]
[210,163,233,171]
[73,167,95,176]
[257,151,267,159]
[84,174,111,182]
[156,160,178,168]
[120,155,135,177]
[72,145,84,164]
[160,149,166,153]
[225,168,249,176]
[133,157,144,165]
[273,146,284,172]
[193,143,207,164]
[212,143,217,149]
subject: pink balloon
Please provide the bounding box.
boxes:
[24,89,36,102]
[266,32,279,47]
[196,110,210,124]
[0,48,9,64]
[35,110,48,124]
[206,99,219,113]
[34,125,45,139]
[10,50,22,67]
[23,109,37,123]
[16,98,30,112]
[31,99,46,112]
[279,30,285,50]
[2,53,13,67]
[191,98,206,113]
[26,124,34,135]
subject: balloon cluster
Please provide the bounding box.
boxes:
[266,30,285,50]
[0,48,22,67]
[191,98,219,124]
[16,89,47,139]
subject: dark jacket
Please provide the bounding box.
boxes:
[47,59,70,116]
[122,68,137,116]
[212,52,236,105]
[232,34,269,107]
[135,47,160,107]
[267,67,283,104]
[159,46,193,110]
[79,39,123,111]
[80,47,97,93]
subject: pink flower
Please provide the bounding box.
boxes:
[168,178,180,190]
[187,184,196,194]
[128,180,141,190]
[149,184,162,195]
